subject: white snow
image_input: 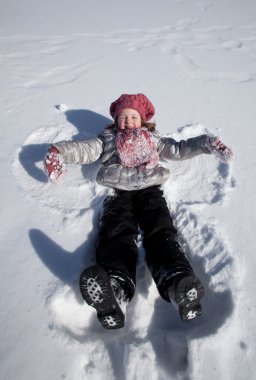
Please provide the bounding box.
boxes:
[1,0,256,379]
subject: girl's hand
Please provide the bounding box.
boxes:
[44,146,64,180]
[207,136,233,162]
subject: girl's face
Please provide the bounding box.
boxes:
[117,109,142,130]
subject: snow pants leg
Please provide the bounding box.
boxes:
[133,186,194,302]
[95,191,138,301]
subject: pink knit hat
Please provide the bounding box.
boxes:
[110,93,155,121]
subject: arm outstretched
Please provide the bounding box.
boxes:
[158,135,233,162]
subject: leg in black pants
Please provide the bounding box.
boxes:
[134,186,204,320]
[96,191,139,300]
[79,190,139,329]
[133,186,194,302]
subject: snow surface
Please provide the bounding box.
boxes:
[1,0,256,379]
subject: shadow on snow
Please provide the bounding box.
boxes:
[18,109,112,183]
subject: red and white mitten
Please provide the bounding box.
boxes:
[207,136,233,162]
[44,146,64,180]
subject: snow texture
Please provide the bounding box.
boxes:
[1,0,256,379]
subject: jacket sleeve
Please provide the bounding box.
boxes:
[158,134,211,160]
[52,136,104,164]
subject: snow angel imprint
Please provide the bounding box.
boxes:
[44,93,233,329]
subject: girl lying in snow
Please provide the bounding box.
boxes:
[44,93,233,329]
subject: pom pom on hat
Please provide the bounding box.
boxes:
[110,93,155,121]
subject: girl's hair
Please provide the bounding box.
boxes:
[106,120,156,131]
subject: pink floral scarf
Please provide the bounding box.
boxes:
[116,128,159,169]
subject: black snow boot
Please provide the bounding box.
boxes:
[79,265,128,329]
[168,272,205,321]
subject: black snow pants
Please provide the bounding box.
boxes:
[96,186,194,302]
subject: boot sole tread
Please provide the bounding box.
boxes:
[80,265,125,329]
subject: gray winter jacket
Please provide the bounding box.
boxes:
[53,127,211,191]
